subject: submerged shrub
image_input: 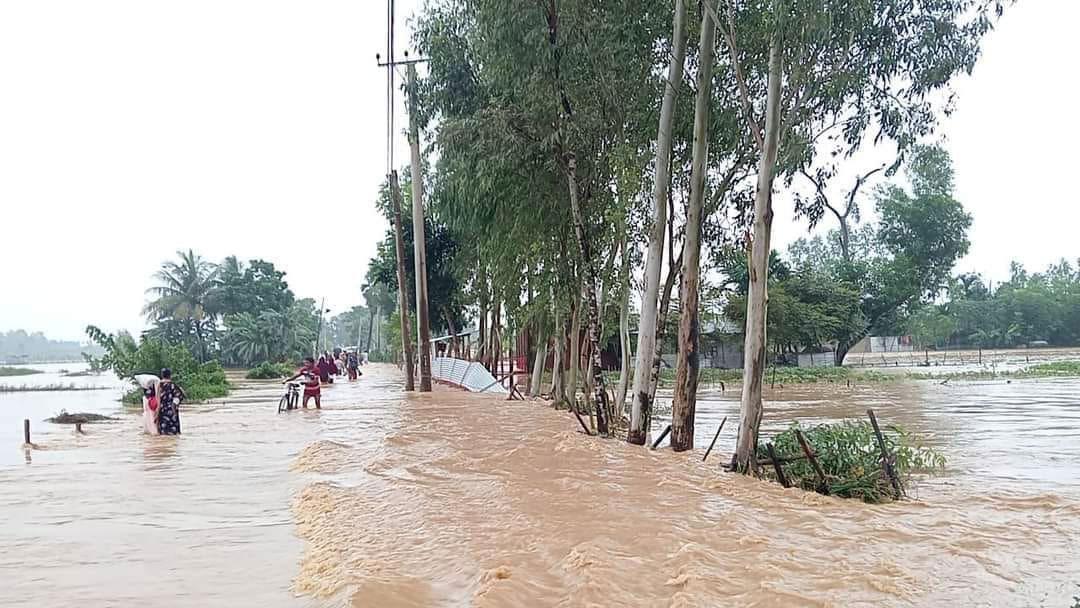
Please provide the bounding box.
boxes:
[245,361,294,379]
[758,420,945,503]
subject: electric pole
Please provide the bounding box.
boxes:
[389,170,416,390]
[406,62,433,392]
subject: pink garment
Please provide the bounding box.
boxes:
[142,396,159,435]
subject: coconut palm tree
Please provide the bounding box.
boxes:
[221,312,272,366]
[143,249,220,362]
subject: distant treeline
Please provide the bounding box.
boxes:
[0,330,103,364]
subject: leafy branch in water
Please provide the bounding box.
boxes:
[759,421,945,503]
[85,325,229,403]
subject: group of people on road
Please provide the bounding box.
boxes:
[310,349,365,383]
[136,348,369,434]
[283,348,367,410]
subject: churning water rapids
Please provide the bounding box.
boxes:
[1,362,1078,607]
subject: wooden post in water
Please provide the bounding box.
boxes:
[766,443,790,488]
[23,419,30,445]
[651,424,672,450]
[795,429,827,493]
[572,408,592,436]
[867,409,902,499]
[702,416,727,462]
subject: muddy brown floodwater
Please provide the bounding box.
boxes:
[3,364,1079,607]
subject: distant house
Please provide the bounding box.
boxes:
[654,317,745,370]
[795,349,835,368]
[850,335,914,354]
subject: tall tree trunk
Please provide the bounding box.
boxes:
[565,172,608,435]
[567,294,581,407]
[733,37,783,473]
[544,0,608,436]
[615,234,632,421]
[442,309,458,359]
[670,5,716,452]
[477,276,488,362]
[365,305,378,351]
[406,64,433,392]
[530,334,548,396]
[194,321,207,363]
[550,308,567,403]
[374,309,381,355]
[628,0,688,445]
[389,171,416,391]
[838,219,851,262]
[487,301,500,372]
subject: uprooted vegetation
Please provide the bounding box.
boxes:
[46,410,118,424]
[757,420,946,503]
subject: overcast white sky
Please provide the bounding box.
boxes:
[1,1,1075,342]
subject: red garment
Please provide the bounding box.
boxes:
[300,364,321,396]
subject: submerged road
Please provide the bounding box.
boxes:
[2,363,1079,606]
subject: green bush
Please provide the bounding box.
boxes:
[121,359,228,405]
[758,420,945,503]
[86,327,230,404]
[245,361,294,379]
[650,365,896,388]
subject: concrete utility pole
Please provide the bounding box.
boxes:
[407,62,433,392]
[389,170,416,391]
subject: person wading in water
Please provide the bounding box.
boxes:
[285,357,322,409]
[154,368,185,435]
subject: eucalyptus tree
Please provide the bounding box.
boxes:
[414,0,666,426]
[627,0,689,445]
[668,1,720,452]
[719,0,1004,473]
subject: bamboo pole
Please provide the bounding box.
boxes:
[794,429,827,493]
[867,409,902,498]
[23,419,30,445]
[651,424,672,450]
[766,443,790,488]
[702,416,727,462]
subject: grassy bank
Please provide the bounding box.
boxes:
[650,366,896,388]
[553,359,1080,397]
[0,366,43,377]
[653,360,1080,388]
[0,383,111,393]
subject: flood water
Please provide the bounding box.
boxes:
[2,363,1079,607]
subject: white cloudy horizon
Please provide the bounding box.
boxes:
[1,1,1076,343]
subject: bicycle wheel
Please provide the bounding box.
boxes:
[278,394,289,414]
[289,391,298,410]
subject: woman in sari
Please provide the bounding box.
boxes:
[317,355,333,384]
[134,374,159,435]
[155,368,185,435]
